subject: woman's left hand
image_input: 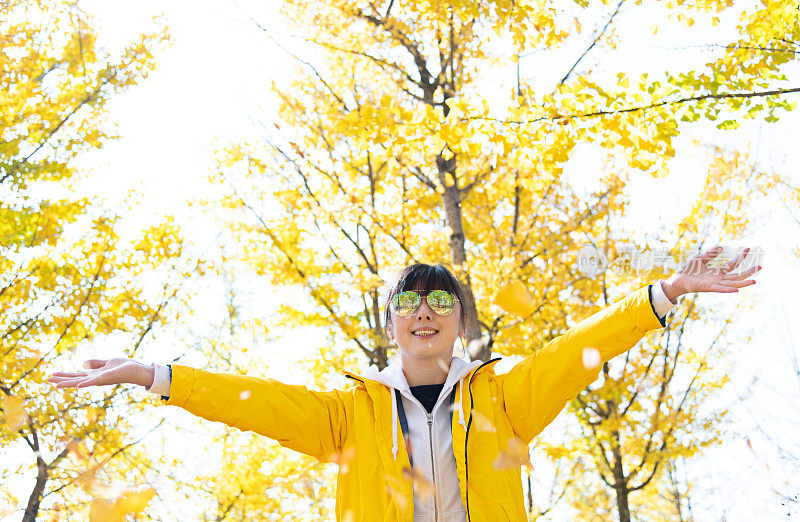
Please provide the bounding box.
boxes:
[661,245,762,302]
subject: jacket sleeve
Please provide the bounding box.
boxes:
[160,364,349,462]
[498,284,667,444]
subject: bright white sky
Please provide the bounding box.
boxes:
[6,0,800,520]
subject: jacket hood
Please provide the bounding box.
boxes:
[360,356,486,461]
[362,355,484,392]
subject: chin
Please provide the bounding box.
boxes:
[405,343,450,358]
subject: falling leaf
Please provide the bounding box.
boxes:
[467,338,485,359]
[494,281,535,317]
[66,439,89,462]
[89,498,120,522]
[384,474,410,510]
[326,446,356,472]
[582,347,601,369]
[401,466,436,499]
[89,487,155,521]
[403,433,414,456]
[2,396,28,431]
[114,487,155,514]
[493,437,532,471]
[239,390,251,400]
[77,462,104,494]
[470,410,496,432]
[746,436,771,472]
[0,488,16,518]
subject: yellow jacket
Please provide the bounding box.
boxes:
[160,284,667,520]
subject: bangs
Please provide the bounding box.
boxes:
[397,265,460,295]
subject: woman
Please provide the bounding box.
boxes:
[48,245,761,521]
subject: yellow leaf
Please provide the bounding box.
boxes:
[326,446,356,472]
[471,409,496,432]
[401,466,436,499]
[114,487,155,514]
[2,396,28,432]
[493,437,532,470]
[77,462,103,494]
[384,476,409,511]
[494,280,535,317]
[0,488,16,518]
[90,499,120,522]
[66,439,90,462]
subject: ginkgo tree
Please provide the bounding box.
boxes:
[197,0,795,519]
[174,267,341,521]
[0,1,205,520]
[549,146,780,520]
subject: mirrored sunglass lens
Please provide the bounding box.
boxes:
[393,292,419,315]
[428,290,455,314]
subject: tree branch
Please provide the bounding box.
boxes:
[470,86,800,126]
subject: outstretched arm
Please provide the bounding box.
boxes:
[48,359,350,462]
[499,245,761,444]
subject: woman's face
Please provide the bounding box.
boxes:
[389,285,465,360]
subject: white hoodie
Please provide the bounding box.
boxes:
[362,356,484,522]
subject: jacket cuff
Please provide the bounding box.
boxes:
[652,280,678,316]
[144,362,172,399]
[162,364,172,401]
[647,281,677,328]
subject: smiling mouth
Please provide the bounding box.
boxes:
[412,330,438,338]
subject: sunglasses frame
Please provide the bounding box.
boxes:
[389,289,460,317]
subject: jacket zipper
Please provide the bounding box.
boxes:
[427,411,438,522]
[464,358,502,522]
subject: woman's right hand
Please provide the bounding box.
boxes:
[47,358,155,389]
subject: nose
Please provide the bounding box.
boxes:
[415,299,434,319]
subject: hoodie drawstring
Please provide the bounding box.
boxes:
[390,386,398,460]
[457,378,467,430]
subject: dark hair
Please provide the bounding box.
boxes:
[382,263,468,339]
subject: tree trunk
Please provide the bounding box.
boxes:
[526,469,533,513]
[613,481,631,522]
[438,155,487,361]
[23,456,48,522]
[611,431,631,522]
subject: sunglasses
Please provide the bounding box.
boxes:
[389,290,460,317]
